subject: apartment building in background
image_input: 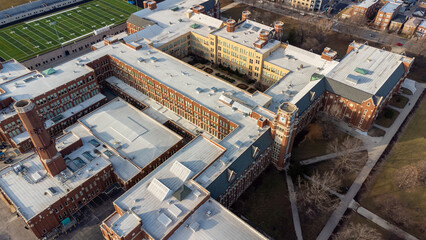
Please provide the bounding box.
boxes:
[350,0,384,20]
[374,0,403,30]
[291,0,330,11]
[388,14,407,31]
[0,0,414,238]
[401,16,422,36]
[417,19,426,38]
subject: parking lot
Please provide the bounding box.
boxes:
[0,186,123,240]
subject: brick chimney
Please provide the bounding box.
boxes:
[226,19,236,32]
[14,100,65,177]
[0,62,3,71]
[259,30,269,41]
[143,0,148,8]
[242,11,251,21]
[193,5,205,14]
[321,47,337,61]
[274,21,284,40]
[147,0,156,10]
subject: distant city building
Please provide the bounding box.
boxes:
[401,16,422,36]
[388,14,407,32]
[416,19,426,38]
[374,1,403,30]
[291,0,330,11]
[349,0,383,20]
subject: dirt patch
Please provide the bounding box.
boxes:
[237,83,248,90]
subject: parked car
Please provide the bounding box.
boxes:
[396,42,403,46]
[3,158,12,164]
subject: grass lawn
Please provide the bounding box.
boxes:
[374,107,400,128]
[0,0,137,62]
[232,166,296,240]
[360,98,426,239]
[389,95,409,109]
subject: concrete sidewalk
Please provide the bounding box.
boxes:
[300,146,366,166]
[349,201,419,240]
[285,170,304,240]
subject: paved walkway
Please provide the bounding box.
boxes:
[349,201,419,240]
[317,82,425,240]
[300,146,366,166]
[285,170,304,240]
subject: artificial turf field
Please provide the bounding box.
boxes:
[0,0,138,62]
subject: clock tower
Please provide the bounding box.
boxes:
[271,102,299,170]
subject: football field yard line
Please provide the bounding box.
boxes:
[26,24,59,44]
[36,21,70,42]
[1,32,35,54]
[52,19,87,38]
[86,5,119,23]
[0,34,31,56]
[100,0,135,14]
[25,7,79,23]
[16,27,49,49]
[79,10,114,28]
[65,10,102,30]
[97,2,130,17]
[10,28,41,52]
[0,48,13,60]
[59,13,96,34]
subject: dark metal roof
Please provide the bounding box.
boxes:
[127,14,155,28]
[324,77,373,104]
[296,78,326,114]
[207,129,273,199]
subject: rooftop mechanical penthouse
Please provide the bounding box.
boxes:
[0,0,414,238]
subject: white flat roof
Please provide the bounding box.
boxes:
[212,19,281,54]
[326,43,405,95]
[356,0,378,8]
[0,135,111,220]
[78,98,182,170]
[265,45,338,112]
[169,198,268,240]
[114,136,224,239]
[64,121,140,183]
[110,212,141,237]
[124,0,223,47]
[0,58,93,101]
[0,60,31,83]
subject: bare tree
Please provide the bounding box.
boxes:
[328,136,364,174]
[375,196,413,227]
[333,222,382,240]
[296,170,341,218]
[315,18,333,42]
[394,160,426,190]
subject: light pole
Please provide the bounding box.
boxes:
[50,21,64,54]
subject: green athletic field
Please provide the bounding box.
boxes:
[0,0,139,62]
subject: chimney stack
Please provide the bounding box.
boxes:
[242,11,251,21]
[147,0,157,10]
[226,19,236,32]
[274,21,284,40]
[193,5,205,14]
[259,30,269,41]
[143,0,148,8]
[321,47,337,61]
[14,100,65,177]
[0,62,3,71]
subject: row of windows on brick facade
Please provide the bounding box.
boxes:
[108,59,236,139]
